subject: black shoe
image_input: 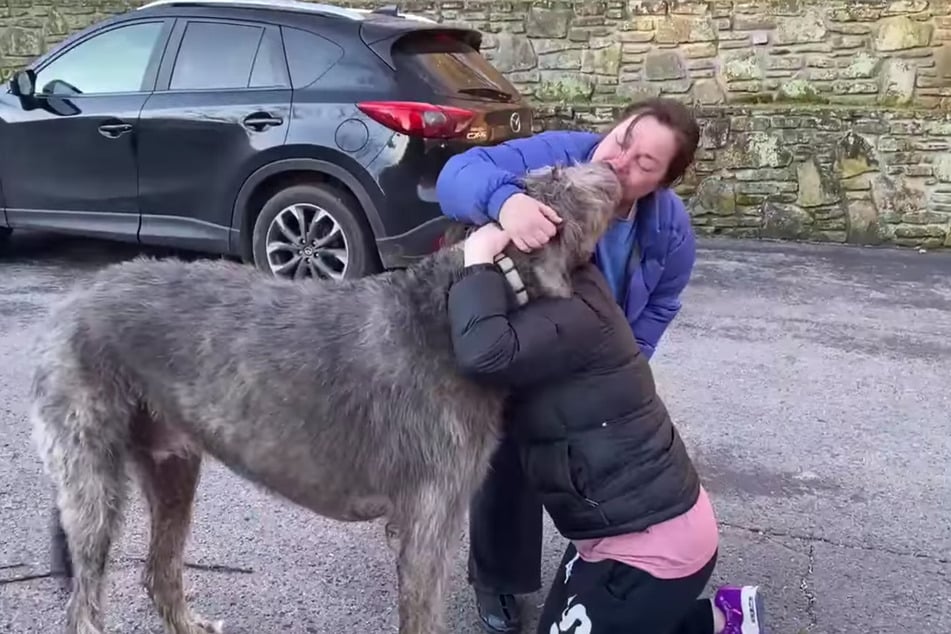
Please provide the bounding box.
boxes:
[474,590,522,633]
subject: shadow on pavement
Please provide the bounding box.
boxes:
[0,230,241,271]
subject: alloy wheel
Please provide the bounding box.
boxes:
[264,203,349,280]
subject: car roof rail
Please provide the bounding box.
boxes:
[136,0,369,20]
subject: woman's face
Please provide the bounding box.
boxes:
[591,114,680,210]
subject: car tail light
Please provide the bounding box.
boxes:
[357,101,475,139]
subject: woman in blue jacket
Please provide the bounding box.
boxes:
[436,97,701,633]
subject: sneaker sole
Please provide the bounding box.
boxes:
[740,586,766,634]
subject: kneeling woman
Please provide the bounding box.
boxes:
[447,223,766,634]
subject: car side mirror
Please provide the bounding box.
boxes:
[10,69,36,97]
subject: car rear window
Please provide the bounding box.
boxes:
[392,32,519,103]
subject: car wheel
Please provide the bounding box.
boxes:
[251,183,379,281]
[0,227,10,252]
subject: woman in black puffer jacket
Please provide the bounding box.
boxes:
[447,223,766,634]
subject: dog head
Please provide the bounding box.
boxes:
[511,161,623,299]
[439,161,622,300]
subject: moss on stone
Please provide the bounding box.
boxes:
[535,76,596,103]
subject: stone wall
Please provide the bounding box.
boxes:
[1,1,950,248]
[535,104,951,248]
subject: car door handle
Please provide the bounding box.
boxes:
[98,122,133,138]
[243,113,284,130]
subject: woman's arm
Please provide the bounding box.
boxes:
[448,266,592,387]
[435,130,602,225]
[447,223,594,387]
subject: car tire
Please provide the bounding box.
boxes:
[251,182,380,281]
[0,227,10,252]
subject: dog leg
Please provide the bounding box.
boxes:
[50,501,74,581]
[134,449,222,634]
[51,439,128,634]
[394,488,467,634]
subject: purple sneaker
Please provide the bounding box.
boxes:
[714,585,765,634]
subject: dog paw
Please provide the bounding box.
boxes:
[195,617,224,634]
[177,615,224,634]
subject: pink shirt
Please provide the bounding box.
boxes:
[572,485,719,579]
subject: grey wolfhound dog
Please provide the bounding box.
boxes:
[29,162,622,634]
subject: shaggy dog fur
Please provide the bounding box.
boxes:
[29,162,622,634]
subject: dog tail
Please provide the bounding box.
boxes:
[50,501,73,580]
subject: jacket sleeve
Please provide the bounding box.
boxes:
[629,200,697,359]
[447,265,593,387]
[435,131,600,225]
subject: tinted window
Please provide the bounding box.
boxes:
[280,27,343,89]
[392,33,519,103]
[35,21,164,95]
[249,29,289,88]
[170,21,264,90]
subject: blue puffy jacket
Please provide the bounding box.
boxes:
[435,130,696,359]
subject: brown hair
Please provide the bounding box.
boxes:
[613,97,700,187]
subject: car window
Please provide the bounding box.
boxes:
[280,26,343,89]
[169,21,267,90]
[392,33,519,103]
[34,21,165,96]
[249,28,290,89]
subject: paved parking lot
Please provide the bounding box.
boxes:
[1,231,949,633]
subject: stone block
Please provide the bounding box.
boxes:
[935,155,951,183]
[722,50,763,81]
[880,59,917,106]
[733,14,775,30]
[874,16,933,52]
[654,15,718,44]
[693,78,726,104]
[871,174,927,224]
[525,7,573,38]
[700,117,731,148]
[839,52,881,79]
[628,0,670,15]
[538,49,583,71]
[761,202,815,240]
[0,26,44,57]
[774,9,827,45]
[902,211,951,225]
[683,42,717,59]
[658,78,694,94]
[777,78,825,102]
[832,80,879,95]
[535,75,596,102]
[691,176,737,216]
[797,158,842,208]
[490,34,537,73]
[616,80,661,101]
[45,8,71,37]
[581,43,622,76]
[936,44,951,80]
[722,132,794,169]
[643,50,686,80]
[884,0,928,14]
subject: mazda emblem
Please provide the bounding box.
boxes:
[509,112,522,133]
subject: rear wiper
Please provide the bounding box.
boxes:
[457,87,514,101]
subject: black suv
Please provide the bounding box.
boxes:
[0,0,533,279]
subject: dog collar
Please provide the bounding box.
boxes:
[493,253,529,306]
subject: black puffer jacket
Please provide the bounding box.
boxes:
[448,261,700,540]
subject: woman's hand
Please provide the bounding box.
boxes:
[464,223,512,265]
[498,193,562,252]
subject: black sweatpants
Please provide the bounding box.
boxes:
[538,543,717,634]
[467,428,544,594]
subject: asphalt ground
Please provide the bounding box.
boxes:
[1,231,949,633]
